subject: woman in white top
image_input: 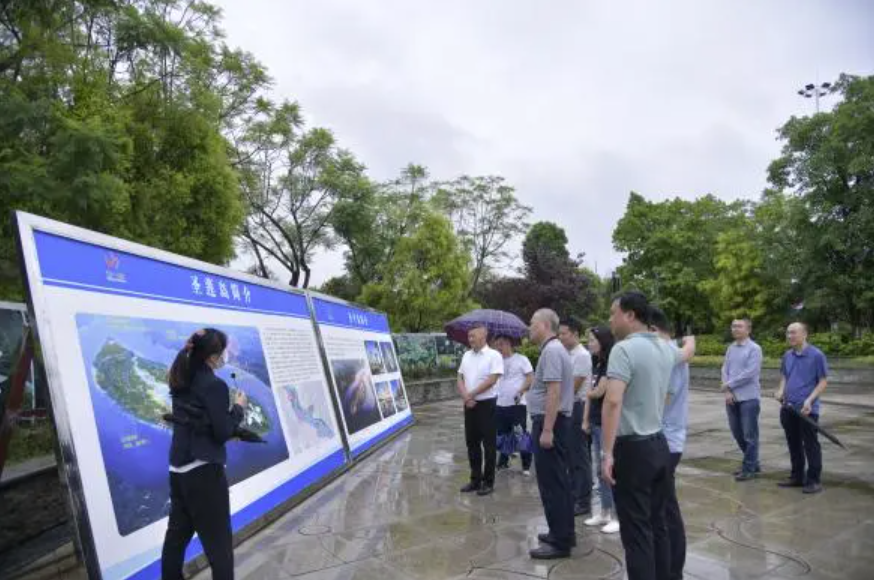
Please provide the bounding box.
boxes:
[493,335,534,474]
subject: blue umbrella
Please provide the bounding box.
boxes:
[444,309,528,346]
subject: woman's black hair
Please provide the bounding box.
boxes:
[168,328,228,391]
[589,325,615,378]
[647,306,671,334]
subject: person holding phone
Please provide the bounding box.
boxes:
[161,328,247,580]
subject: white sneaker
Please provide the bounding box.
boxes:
[522,470,531,477]
[584,514,608,527]
[601,520,620,534]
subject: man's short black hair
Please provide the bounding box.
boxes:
[560,316,584,336]
[613,291,650,324]
[648,306,671,334]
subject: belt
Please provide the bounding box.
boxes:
[616,431,664,443]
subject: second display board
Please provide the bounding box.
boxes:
[311,295,414,458]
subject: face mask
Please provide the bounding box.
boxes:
[214,351,228,370]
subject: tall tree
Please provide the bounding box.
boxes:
[479,221,597,323]
[612,192,746,332]
[332,163,432,290]
[242,125,368,288]
[767,73,874,331]
[359,213,475,332]
[0,0,256,298]
[699,222,783,330]
[433,175,531,296]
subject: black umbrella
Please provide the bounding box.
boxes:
[780,402,846,449]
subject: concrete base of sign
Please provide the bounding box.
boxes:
[18,390,874,580]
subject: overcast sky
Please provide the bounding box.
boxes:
[216,0,874,286]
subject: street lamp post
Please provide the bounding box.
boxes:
[797,82,832,113]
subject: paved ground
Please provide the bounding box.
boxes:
[175,392,874,580]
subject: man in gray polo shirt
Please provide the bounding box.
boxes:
[601,292,693,580]
[527,308,575,560]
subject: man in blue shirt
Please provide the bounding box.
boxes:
[774,322,829,495]
[721,318,763,481]
[650,307,695,580]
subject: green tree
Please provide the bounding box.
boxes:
[767,74,874,331]
[433,175,531,295]
[612,192,746,332]
[0,1,253,298]
[241,125,369,288]
[332,163,432,289]
[479,221,597,323]
[359,213,476,332]
[699,223,782,330]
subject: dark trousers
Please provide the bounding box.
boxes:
[665,453,685,580]
[162,464,234,580]
[532,414,575,550]
[570,400,592,509]
[780,407,822,484]
[613,433,672,580]
[496,404,532,470]
[465,397,498,486]
[726,399,760,473]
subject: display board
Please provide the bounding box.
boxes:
[310,294,414,458]
[15,213,347,580]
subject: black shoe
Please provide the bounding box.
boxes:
[477,484,494,496]
[734,466,762,476]
[496,463,509,471]
[777,478,804,488]
[460,482,481,493]
[803,482,823,494]
[538,533,577,548]
[574,503,592,517]
[735,471,757,482]
[530,544,570,560]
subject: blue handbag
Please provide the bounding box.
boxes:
[514,425,533,454]
[497,433,517,456]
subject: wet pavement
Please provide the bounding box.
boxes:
[188,392,874,580]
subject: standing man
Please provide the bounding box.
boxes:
[457,325,504,496]
[528,309,576,559]
[649,307,695,580]
[601,292,694,580]
[721,318,763,481]
[775,322,829,494]
[494,335,534,474]
[559,318,593,517]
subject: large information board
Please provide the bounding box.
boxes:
[311,294,414,458]
[15,213,347,580]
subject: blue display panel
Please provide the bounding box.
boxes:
[311,296,414,459]
[16,214,348,580]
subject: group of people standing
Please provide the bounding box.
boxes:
[456,292,830,580]
[722,318,828,494]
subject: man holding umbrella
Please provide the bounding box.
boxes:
[775,322,829,495]
[457,324,504,496]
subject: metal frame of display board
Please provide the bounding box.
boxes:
[12,212,355,579]
[305,290,415,463]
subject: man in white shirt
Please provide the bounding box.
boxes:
[494,335,534,474]
[457,325,504,496]
[559,318,593,517]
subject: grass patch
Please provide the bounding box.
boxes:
[5,420,56,465]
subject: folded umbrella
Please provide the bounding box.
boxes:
[781,402,846,449]
[444,309,528,346]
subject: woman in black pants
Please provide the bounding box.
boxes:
[161,328,247,580]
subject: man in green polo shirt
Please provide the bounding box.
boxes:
[601,292,694,580]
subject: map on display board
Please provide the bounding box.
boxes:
[14,213,346,580]
[311,295,414,458]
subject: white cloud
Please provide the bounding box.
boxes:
[218,0,874,284]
